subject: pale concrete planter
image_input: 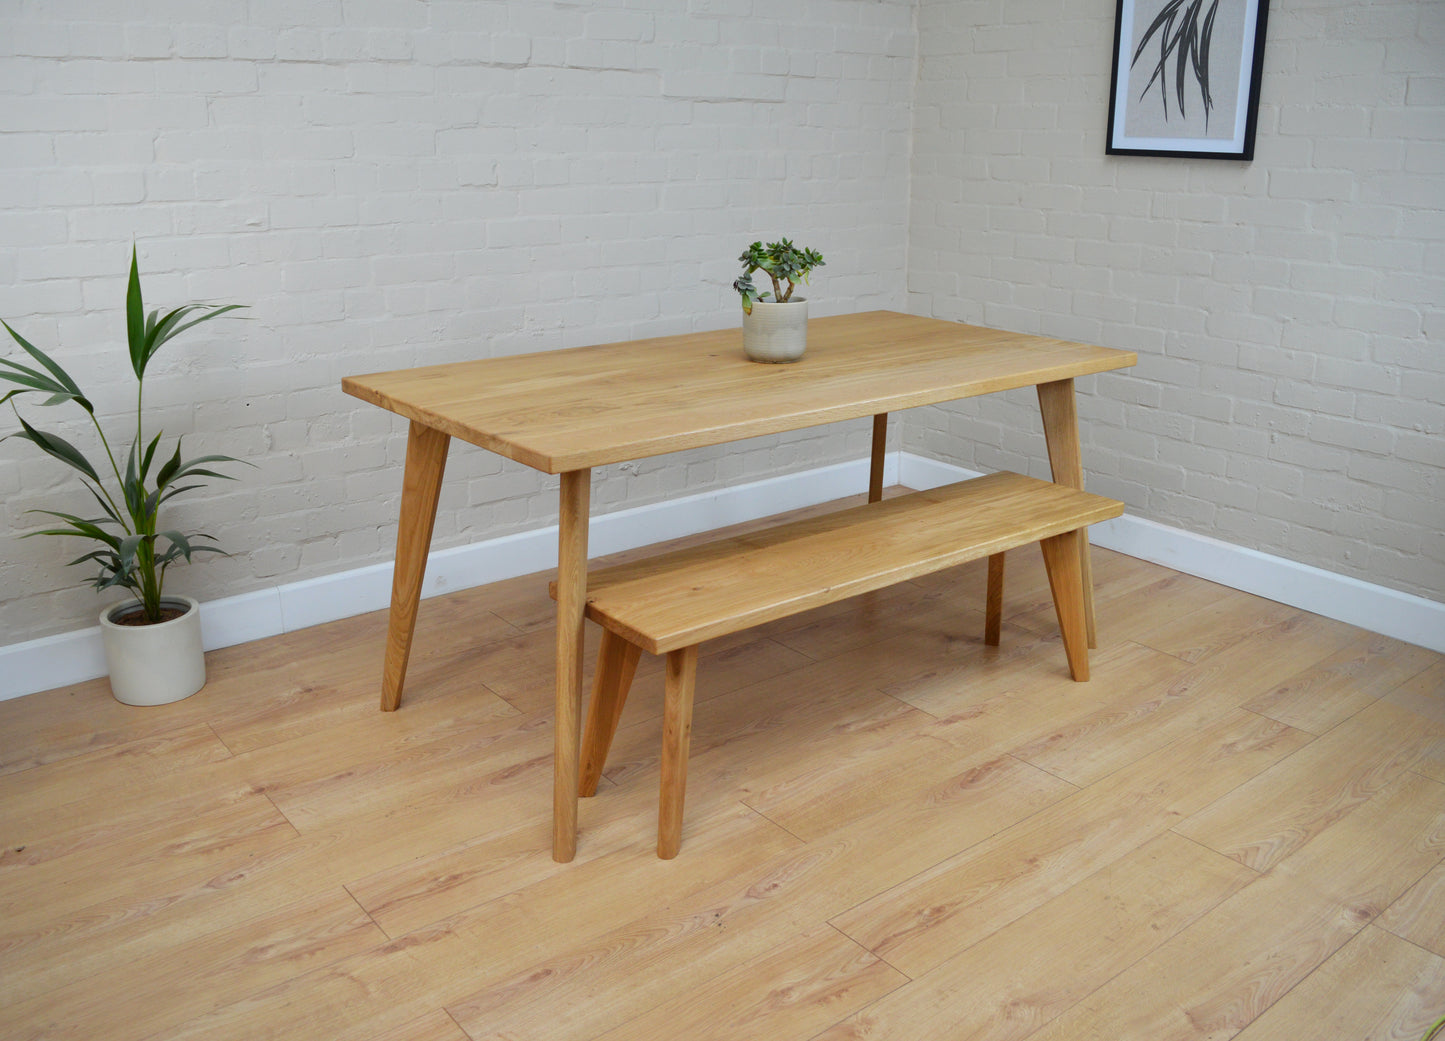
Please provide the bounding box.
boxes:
[742,299,809,363]
[99,595,206,706]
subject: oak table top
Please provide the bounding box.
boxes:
[342,310,1136,475]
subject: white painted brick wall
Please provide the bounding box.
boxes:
[906,0,1444,603]
[0,0,917,644]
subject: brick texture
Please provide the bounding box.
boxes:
[4,0,1442,648]
[906,0,1444,603]
[0,0,916,643]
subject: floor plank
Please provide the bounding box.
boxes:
[2,888,385,1041]
[1005,620,1338,788]
[373,1010,474,1041]
[443,756,1067,1041]
[1130,588,1303,665]
[1243,631,1439,735]
[816,833,1253,1041]
[1,492,1441,1041]
[1020,769,1445,1041]
[1230,925,1445,1041]
[830,710,1310,978]
[1378,857,1445,959]
[585,924,905,1041]
[1174,697,1445,872]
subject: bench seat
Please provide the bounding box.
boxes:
[555,470,1125,857]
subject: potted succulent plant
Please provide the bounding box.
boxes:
[1,247,247,705]
[732,238,825,363]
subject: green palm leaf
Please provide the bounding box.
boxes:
[6,417,102,485]
[138,431,163,480]
[0,321,94,412]
[126,247,147,379]
[23,509,123,548]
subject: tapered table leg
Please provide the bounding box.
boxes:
[869,413,888,504]
[554,468,591,863]
[1036,378,1097,648]
[380,421,450,712]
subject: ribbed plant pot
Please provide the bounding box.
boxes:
[99,595,206,706]
[742,299,809,363]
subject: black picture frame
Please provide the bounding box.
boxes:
[1106,0,1270,160]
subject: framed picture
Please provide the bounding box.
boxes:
[1106,0,1271,160]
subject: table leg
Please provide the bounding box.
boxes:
[554,467,591,863]
[869,413,888,503]
[380,421,450,712]
[1036,378,1097,648]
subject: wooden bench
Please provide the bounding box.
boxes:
[554,470,1125,858]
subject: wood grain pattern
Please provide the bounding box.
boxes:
[658,645,698,859]
[816,834,1254,1041]
[570,473,1115,855]
[1038,530,1088,680]
[1394,661,1445,784]
[2,888,384,1041]
[1022,770,1445,1041]
[1132,586,1303,665]
[1035,377,1097,647]
[381,421,450,711]
[1243,632,1438,735]
[371,1010,473,1041]
[571,472,1122,655]
[830,709,1313,979]
[554,467,591,862]
[350,313,1133,870]
[1378,859,1445,958]
[745,641,1184,842]
[587,924,906,1041]
[342,311,1137,474]
[1,519,1440,1041]
[1009,611,1360,788]
[1174,697,1445,872]
[1230,926,1445,1041]
[578,630,641,798]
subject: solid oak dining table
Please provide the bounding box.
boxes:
[342,310,1137,862]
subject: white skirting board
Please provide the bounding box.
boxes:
[3,451,1441,701]
[900,455,1445,658]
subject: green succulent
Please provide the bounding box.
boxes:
[733,238,825,315]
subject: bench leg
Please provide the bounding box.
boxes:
[658,645,699,860]
[985,552,1005,646]
[1039,531,1090,682]
[579,630,641,797]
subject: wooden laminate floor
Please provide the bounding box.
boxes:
[3,496,1444,1040]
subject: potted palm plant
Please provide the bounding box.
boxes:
[1,247,247,705]
[732,238,825,363]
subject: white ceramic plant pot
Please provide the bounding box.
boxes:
[99,595,206,706]
[742,299,809,363]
